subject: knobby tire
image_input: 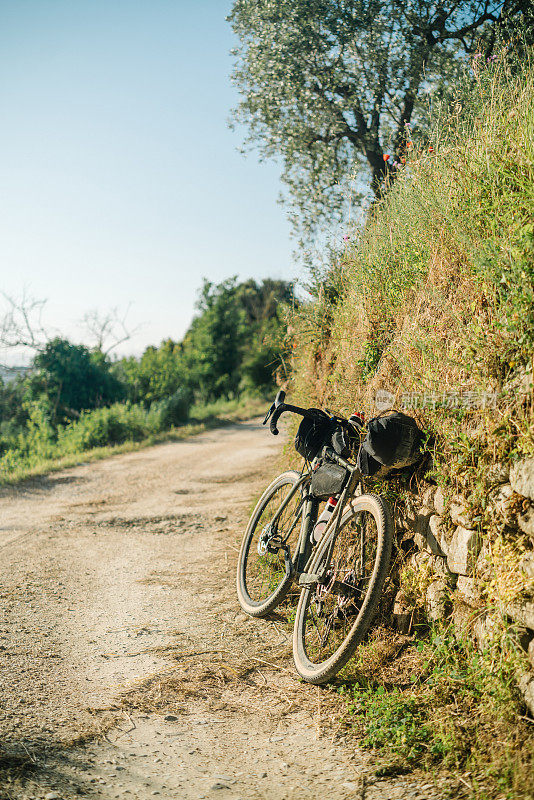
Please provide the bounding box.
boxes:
[292,493,393,684]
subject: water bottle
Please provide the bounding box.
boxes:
[312,496,338,543]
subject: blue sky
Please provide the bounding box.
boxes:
[0,0,296,360]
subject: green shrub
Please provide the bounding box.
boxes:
[154,387,192,428]
[58,404,150,453]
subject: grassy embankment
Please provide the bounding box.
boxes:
[287,56,534,798]
[0,396,267,486]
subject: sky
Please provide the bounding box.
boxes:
[0,0,296,362]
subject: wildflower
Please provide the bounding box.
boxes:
[343,235,350,241]
[474,53,482,59]
[407,141,413,149]
[428,146,434,152]
[383,154,390,161]
[400,156,406,164]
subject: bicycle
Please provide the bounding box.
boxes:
[236,390,394,685]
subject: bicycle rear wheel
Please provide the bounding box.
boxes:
[292,493,392,684]
[237,470,303,617]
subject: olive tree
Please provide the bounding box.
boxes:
[229,0,526,241]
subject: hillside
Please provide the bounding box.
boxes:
[286,56,534,797]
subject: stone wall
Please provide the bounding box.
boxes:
[392,458,534,715]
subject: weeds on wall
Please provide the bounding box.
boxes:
[338,624,533,799]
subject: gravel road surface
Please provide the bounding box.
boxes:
[0,420,455,800]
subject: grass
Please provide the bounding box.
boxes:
[289,53,534,465]
[338,626,534,798]
[0,396,267,487]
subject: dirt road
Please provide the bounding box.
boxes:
[0,420,451,800]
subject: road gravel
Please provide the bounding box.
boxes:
[0,420,455,800]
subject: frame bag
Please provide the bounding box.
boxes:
[331,419,360,459]
[311,462,348,500]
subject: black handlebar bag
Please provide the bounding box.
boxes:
[357,411,424,478]
[294,409,332,461]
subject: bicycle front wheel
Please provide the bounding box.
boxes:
[293,493,393,684]
[237,470,303,617]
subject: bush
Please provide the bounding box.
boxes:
[154,387,192,428]
[58,404,146,453]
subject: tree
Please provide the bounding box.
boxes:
[28,338,124,423]
[229,0,527,241]
[80,306,141,356]
[114,339,184,406]
[0,290,49,367]
[179,277,294,402]
[238,278,294,325]
[181,278,246,402]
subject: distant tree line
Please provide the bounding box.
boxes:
[0,277,293,457]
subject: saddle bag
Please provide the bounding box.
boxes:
[357,411,424,479]
[310,462,349,500]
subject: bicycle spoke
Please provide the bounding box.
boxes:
[302,509,379,665]
[242,480,302,606]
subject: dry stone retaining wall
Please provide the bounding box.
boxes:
[393,458,534,715]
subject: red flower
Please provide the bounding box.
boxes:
[383,154,390,161]
[428,146,434,152]
[407,141,413,148]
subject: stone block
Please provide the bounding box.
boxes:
[431,517,446,556]
[494,482,514,508]
[517,627,532,653]
[518,507,534,538]
[475,543,492,582]
[510,458,534,501]
[507,599,534,631]
[408,550,432,571]
[485,462,510,487]
[519,552,534,585]
[473,614,497,650]
[432,555,457,587]
[419,486,436,514]
[434,487,445,516]
[450,498,474,529]
[493,483,515,522]
[426,578,448,622]
[504,365,533,397]
[457,575,480,605]
[447,526,481,575]
[405,511,432,537]
[440,533,451,558]
[392,590,413,634]
[414,514,446,556]
[452,596,477,631]
[517,671,534,716]
[429,514,444,540]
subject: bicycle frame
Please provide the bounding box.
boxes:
[312,463,364,580]
[265,458,364,583]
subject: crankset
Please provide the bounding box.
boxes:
[257,526,291,569]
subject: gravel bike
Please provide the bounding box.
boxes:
[236,391,393,685]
